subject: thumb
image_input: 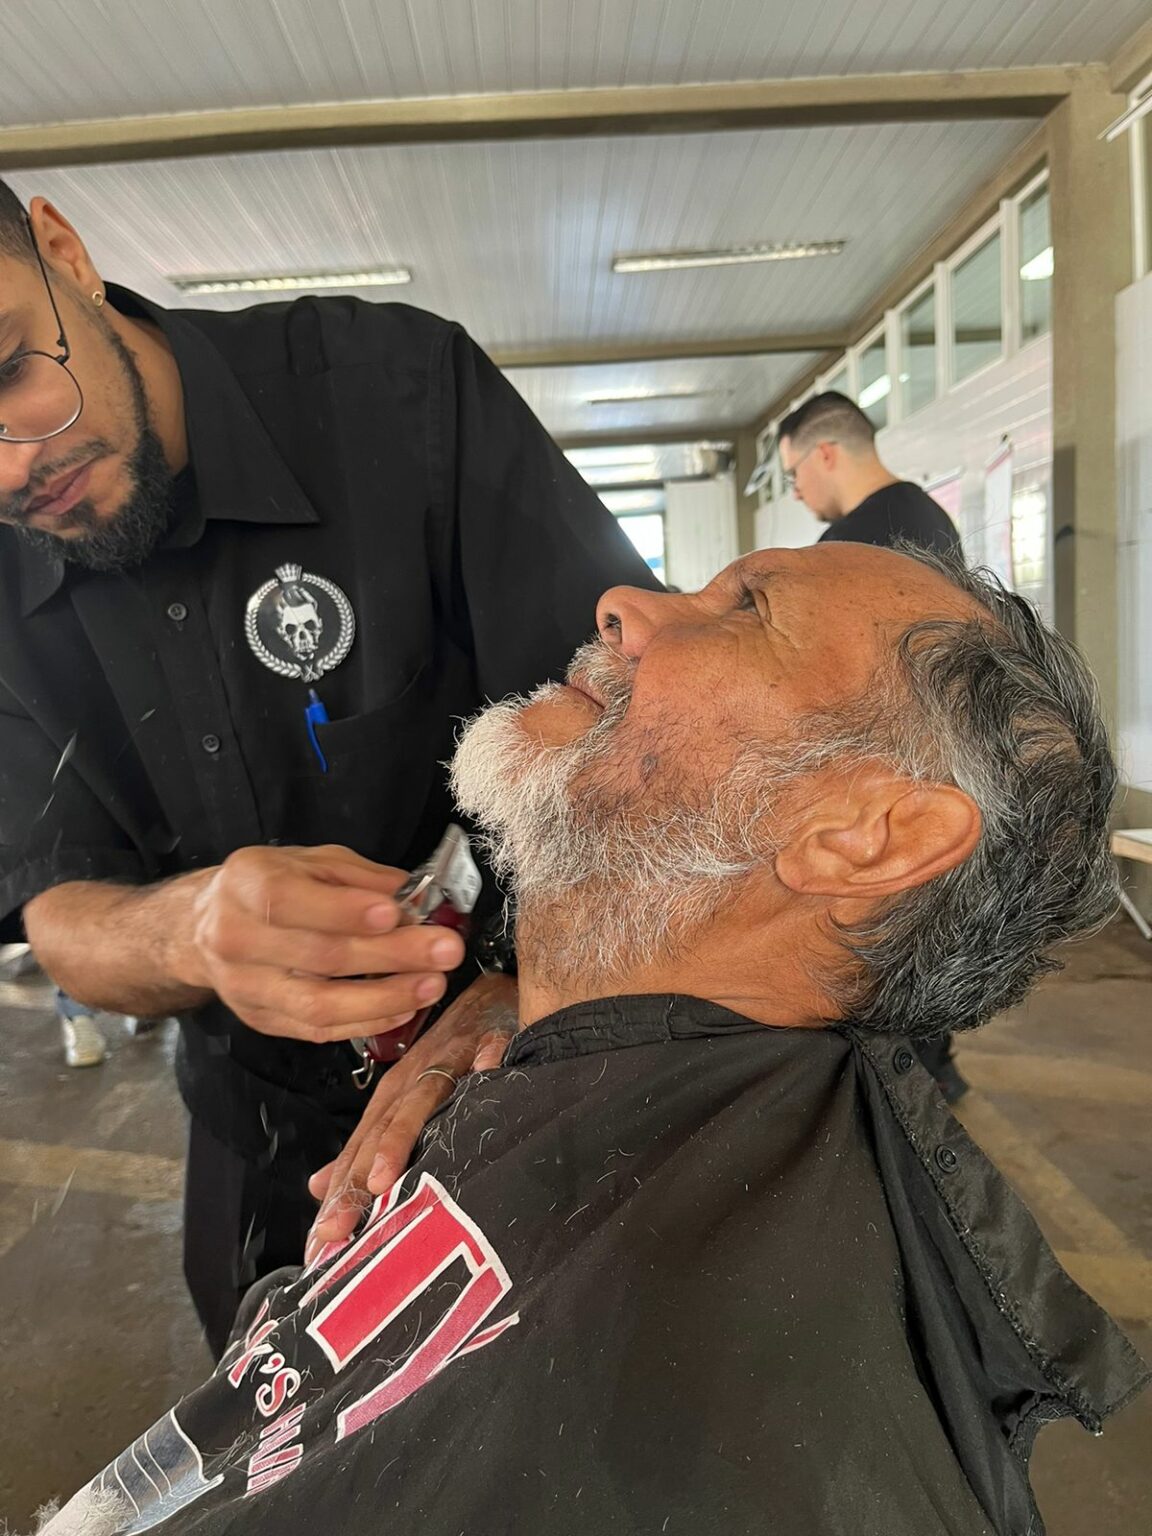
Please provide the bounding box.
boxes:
[471,1028,516,1074]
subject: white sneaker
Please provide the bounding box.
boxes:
[0,943,41,980]
[62,1014,107,1068]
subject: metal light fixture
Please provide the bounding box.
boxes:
[612,240,845,274]
[584,388,715,406]
[172,268,412,296]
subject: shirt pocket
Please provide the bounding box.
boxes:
[289,661,461,863]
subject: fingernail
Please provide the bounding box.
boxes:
[304,1233,320,1265]
[417,975,445,1003]
[365,903,395,930]
[368,1155,391,1189]
[430,936,461,965]
[390,1010,416,1027]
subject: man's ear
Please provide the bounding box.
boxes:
[775,777,981,900]
[27,198,100,293]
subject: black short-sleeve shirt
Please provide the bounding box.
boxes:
[0,289,659,1157]
[818,479,962,556]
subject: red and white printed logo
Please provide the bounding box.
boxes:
[301,1172,519,1441]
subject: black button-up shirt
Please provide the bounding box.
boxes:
[46,996,1149,1536]
[0,287,659,1158]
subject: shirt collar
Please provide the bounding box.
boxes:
[17,284,318,616]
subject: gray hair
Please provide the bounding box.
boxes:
[780,548,1119,1038]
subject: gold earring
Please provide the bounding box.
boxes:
[92,290,105,307]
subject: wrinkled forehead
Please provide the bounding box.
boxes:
[733,542,977,620]
[721,547,987,703]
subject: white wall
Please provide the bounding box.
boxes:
[754,493,820,551]
[664,476,739,591]
[878,335,1054,620]
[1116,272,1152,799]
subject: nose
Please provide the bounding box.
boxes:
[596,583,684,661]
[0,440,42,497]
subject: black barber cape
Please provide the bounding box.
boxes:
[55,998,1147,1536]
[0,289,657,1164]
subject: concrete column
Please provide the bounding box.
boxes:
[1048,66,1131,723]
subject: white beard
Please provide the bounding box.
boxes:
[450,641,786,987]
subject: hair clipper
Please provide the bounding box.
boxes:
[349,824,481,1086]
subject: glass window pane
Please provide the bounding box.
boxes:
[824,366,848,396]
[616,512,665,585]
[1144,114,1152,278]
[1019,185,1052,342]
[900,285,936,415]
[952,231,1002,384]
[856,335,889,429]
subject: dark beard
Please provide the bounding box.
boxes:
[10,323,175,574]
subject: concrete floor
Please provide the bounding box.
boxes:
[0,922,1149,1534]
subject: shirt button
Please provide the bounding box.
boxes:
[167,602,188,622]
[201,733,221,754]
[935,1145,960,1175]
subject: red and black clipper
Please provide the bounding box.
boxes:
[349,824,482,1087]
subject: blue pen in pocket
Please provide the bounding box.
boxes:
[304,688,329,772]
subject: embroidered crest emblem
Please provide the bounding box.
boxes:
[245,563,355,683]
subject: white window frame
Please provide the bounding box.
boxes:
[852,320,890,430]
[817,357,850,395]
[893,271,938,422]
[946,210,1006,389]
[1012,168,1052,348]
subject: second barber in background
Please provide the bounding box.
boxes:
[0,185,660,1356]
[777,390,966,1103]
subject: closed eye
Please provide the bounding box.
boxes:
[734,582,771,622]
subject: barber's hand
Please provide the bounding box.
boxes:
[176,844,468,1043]
[305,973,518,1262]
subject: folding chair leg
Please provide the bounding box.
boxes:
[1119,888,1152,941]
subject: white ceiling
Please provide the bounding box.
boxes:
[7,118,1028,344]
[512,354,825,437]
[0,0,1142,456]
[1,0,1147,122]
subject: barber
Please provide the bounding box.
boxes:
[777,389,966,1102]
[0,185,658,1355]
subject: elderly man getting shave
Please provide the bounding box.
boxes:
[39,543,1148,1536]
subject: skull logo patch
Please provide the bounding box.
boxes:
[245,563,355,683]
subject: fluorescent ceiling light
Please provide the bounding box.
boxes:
[172,267,411,296]
[612,240,845,274]
[585,388,713,406]
[1020,247,1053,281]
[566,446,660,467]
[576,463,663,485]
[857,375,891,410]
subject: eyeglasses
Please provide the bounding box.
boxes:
[782,444,819,491]
[0,215,84,444]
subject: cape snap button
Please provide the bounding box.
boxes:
[893,1047,915,1074]
[935,1145,959,1174]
